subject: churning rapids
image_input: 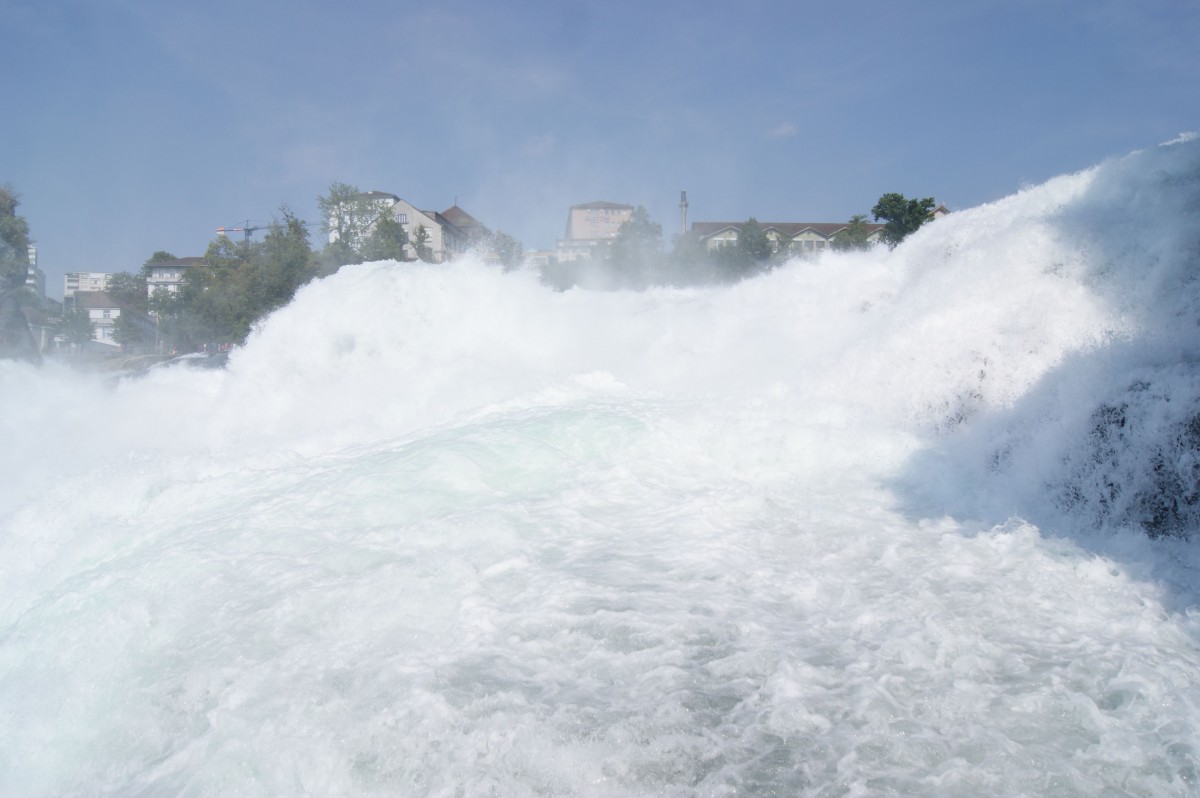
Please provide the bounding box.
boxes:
[3,138,1200,796]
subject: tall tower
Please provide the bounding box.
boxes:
[679,190,688,236]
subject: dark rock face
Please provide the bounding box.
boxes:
[0,290,41,364]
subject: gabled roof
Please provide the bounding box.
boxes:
[422,211,467,238]
[356,191,400,203]
[146,257,204,269]
[73,291,123,310]
[441,205,482,229]
[441,205,490,243]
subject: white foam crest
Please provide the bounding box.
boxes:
[2,136,1199,795]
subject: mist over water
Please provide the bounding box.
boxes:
[3,137,1200,795]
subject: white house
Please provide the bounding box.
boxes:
[344,192,471,263]
[145,257,204,298]
[72,291,155,350]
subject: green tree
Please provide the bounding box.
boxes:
[253,207,318,309]
[871,193,936,248]
[0,185,31,290]
[669,229,721,284]
[737,217,773,264]
[56,308,94,350]
[112,311,151,353]
[606,206,663,285]
[487,230,523,271]
[412,225,433,262]
[318,182,392,268]
[141,250,178,277]
[109,272,148,311]
[831,214,875,252]
[145,206,321,353]
[360,213,410,262]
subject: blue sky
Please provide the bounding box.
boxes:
[2,0,1197,298]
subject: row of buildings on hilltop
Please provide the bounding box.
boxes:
[40,193,949,354]
[50,196,498,353]
[542,196,950,264]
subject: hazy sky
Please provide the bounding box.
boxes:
[3,0,1197,297]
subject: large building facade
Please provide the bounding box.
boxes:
[342,192,473,263]
[555,201,634,262]
[146,257,204,297]
[64,271,114,308]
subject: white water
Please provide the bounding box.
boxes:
[2,138,1199,796]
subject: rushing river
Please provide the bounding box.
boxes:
[2,137,1199,796]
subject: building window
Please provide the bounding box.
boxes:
[103,310,111,318]
[398,213,408,224]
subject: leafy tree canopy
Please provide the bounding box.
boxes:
[831,214,875,252]
[607,206,663,283]
[871,193,936,248]
[360,213,410,263]
[487,230,523,271]
[0,185,31,290]
[56,308,94,349]
[412,225,433,263]
[737,218,773,263]
[318,182,393,268]
[150,207,319,352]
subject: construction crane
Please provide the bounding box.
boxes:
[216,218,323,243]
[215,221,268,243]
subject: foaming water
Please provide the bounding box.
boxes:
[2,138,1199,795]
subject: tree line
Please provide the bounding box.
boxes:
[544,193,939,290]
[84,183,521,355]
[2,179,935,355]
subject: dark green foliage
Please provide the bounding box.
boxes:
[360,213,410,263]
[0,185,31,290]
[706,218,775,281]
[109,272,148,311]
[413,225,433,263]
[872,193,936,248]
[318,182,394,268]
[56,308,94,349]
[112,311,152,352]
[831,215,875,251]
[737,218,773,263]
[607,206,662,282]
[153,207,319,352]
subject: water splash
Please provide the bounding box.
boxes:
[1,137,1198,796]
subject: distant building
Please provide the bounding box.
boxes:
[692,221,888,255]
[523,249,558,269]
[73,290,156,350]
[146,257,204,298]
[440,205,489,247]
[556,201,634,263]
[24,245,45,300]
[344,192,475,263]
[64,271,115,309]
